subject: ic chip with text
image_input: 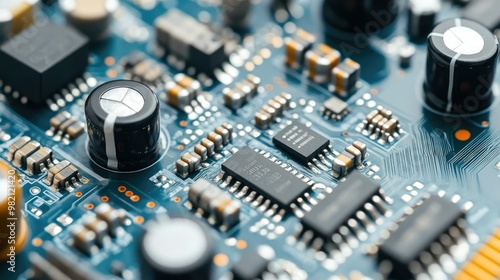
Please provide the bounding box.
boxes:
[273,121,330,164]
[221,146,310,208]
[0,22,89,103]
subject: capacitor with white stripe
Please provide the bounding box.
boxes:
[425,18,499,114]
[85,80,161,171]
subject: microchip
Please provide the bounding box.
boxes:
[323,97,348,115]
[0,22,89,103]
[231,247,272,280]
[221,146,310,208]
[155,9,225,73]
[272,122,330,164]
[378,195,464,278]
[301,172,379,239]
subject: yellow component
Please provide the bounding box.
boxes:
[285,39,297,67]
[0,160,28,261]
[453,271,477,280]
[471,254,500,276]
[463,262,496,280]
[336,154,354,170]
[0,0,38,40]
[454,228,500,280]
[488,235,500,251]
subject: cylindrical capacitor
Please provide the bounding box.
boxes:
[221,0,252,28]
[85,80,161,171]
[140,217,214,280]
[60,0,118,40]
[408,0,440,40]
[425,18,499,114]
[0,161,28,260]
[322,0,399,34]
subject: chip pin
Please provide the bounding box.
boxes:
[301,230,314,247]
[243,191,256,203]
[235,185,248,198]
[290,203,304,218]
[297,198,311,212]
[251,196,264,207]
[364,203,383,225]
[348,219,367,241]
[304,193,317,206]
[356,211,375,233]
[221,175,233,188]
[258,200,271,213]
[372,195,388,214]
[228,181,241,194]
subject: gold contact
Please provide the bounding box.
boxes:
[454,228,500,280]
[10,1,35,35]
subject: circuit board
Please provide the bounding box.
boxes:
[1,0,500,279]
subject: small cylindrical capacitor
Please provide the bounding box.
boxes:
[60,0,119,40]
[221,0,252,28]
[140,217,214,280]
[408,0,440,40]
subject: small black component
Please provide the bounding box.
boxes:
[140,217,214,280]
[408,0,440,39]
[378,195,464,279]
[123,51,146,69]
[302,172,379,239]
[231,248,271,280]
[425,18,499,114]
[190,32,226,73]
[463,0,500,31]
[0,22,89,103]
[222,146,310,208]
[322,0,399,34]
[273,122,330,164]
[85,80,161,171]
[321,96,349,120]
[155,9,225,73]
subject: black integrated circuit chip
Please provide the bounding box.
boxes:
[272,121,330,164]
[302,172,379,239]
[231,248,270,280]
[0,22,89,103]
[378,195,464,278]
[221,146,310,208]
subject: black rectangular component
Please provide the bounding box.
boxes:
[378,195,464,278]
[0,22,89,103]
[221,146,309,208]
[231,249,270,280]
[302,172,379,239]
[463,0,500,31]
[273,121,330,164]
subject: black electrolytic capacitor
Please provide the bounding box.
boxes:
[425,18,499,114]
[85,80,161,171]
[140,217,214,280]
